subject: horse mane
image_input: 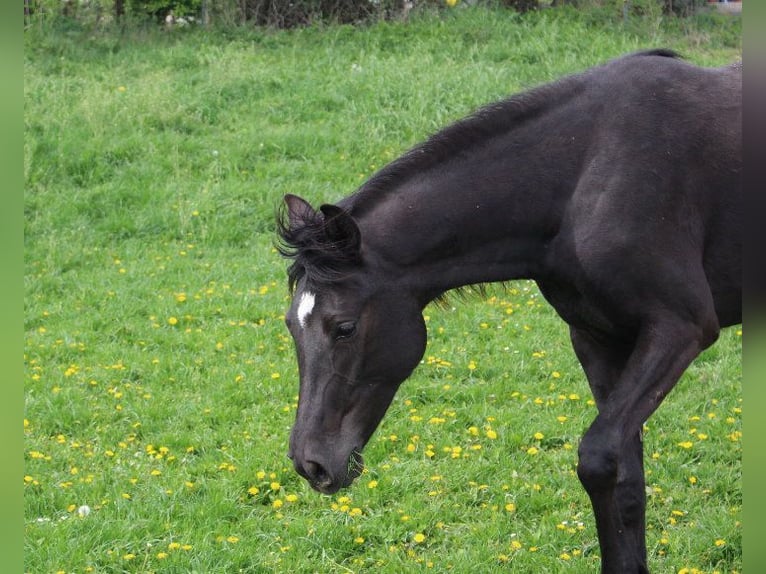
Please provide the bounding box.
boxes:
[347,93,558,213]
[346,48,680,215]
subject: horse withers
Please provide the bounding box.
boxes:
[278,50,741,573]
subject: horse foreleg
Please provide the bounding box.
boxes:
[616,430,647,565]
[570,328,647,567]
[574,317,713,573]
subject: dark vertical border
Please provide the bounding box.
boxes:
[743,0,765,572]
[0,0,23,571]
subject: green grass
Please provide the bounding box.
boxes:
[24,6,742,573]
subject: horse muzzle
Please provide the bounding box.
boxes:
[290,448,364,495]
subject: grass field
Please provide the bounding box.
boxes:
[24,5,742,573]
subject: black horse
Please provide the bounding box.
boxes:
[278,50,741,573]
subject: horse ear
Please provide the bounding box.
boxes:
[320,204,361,255]
[284,194,317,230]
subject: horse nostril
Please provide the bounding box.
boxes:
[304,460,332,488]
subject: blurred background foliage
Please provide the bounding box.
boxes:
[23,0,712,30]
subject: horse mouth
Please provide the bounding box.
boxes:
[310,449,364,495]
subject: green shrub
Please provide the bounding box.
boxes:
[24,0,714,29]
[662,0,707,16]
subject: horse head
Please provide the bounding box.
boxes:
[279,194,427,494]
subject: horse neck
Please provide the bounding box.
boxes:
[344,79,595,305]
[351,143,577,304]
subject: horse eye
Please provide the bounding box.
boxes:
[335,321,357,340]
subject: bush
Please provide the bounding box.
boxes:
[205,0,404,27]
[662,0,707,16]
[23,0,715,29]
[128,0,201,20]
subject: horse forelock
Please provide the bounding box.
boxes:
[277,204,361,293]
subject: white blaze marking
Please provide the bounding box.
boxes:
[297,292,316,328]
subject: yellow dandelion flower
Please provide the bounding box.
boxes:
[533,432,544,440]
[527,446,539,455]
[413,533,426,544]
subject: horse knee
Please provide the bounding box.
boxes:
[577,440,619,496]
